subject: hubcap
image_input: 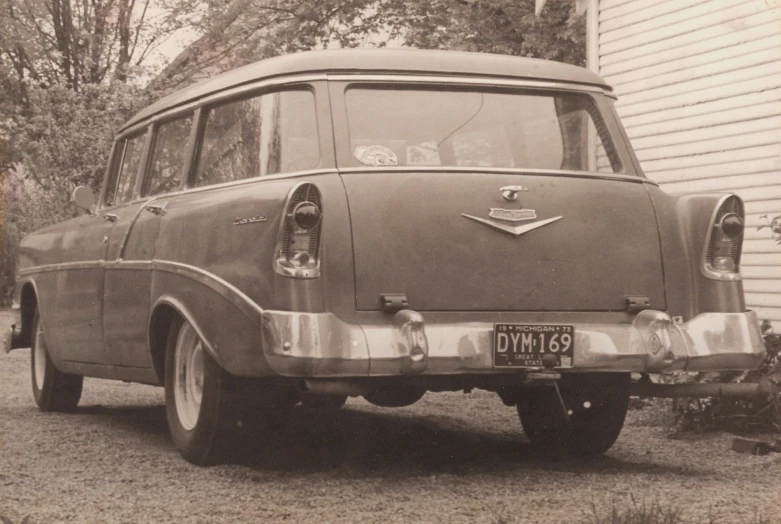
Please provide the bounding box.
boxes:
[173,322,204,431]
[33,322,47,390]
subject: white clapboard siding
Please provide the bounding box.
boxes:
[640,145,781,175]
[599,0,781,330]
[622,87,781,129]
[602,10,781,76]
[627,99,781,140]
[601,3,778,68]
[743,280,781,294]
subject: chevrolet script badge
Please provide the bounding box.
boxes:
[461,213,563,237]
[489,208,537,222]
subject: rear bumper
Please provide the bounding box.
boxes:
[260,309,766,377]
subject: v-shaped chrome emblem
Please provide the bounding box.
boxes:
[461,214,563,237]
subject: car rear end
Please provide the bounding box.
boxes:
[261,76,765,385]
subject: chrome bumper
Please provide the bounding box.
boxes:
[260,309,766,377]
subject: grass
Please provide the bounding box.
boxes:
[578,496,773,524]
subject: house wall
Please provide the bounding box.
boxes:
[595,0,781,330]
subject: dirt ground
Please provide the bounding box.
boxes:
[1,311,780,523]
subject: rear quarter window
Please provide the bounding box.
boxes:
[193,89,319,187]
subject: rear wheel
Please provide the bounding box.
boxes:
[30,311,83,412]
[518,373,630,456]
[164,316,240,466]
[164,316,296,465]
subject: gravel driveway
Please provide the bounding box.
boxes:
[1,311,779,523]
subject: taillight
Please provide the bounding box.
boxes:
[703,195,744,280]
[274,183,322,278]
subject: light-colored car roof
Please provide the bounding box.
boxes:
[123,48,611,131]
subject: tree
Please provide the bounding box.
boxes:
[153,0,585,91]
[0,0,201,302]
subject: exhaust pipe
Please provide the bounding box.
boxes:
[631,378,776,400]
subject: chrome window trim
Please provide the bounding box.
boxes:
[97,168,339,212]
[336,166,658,186]
[338,80,626,175]
[118,74,328,137]
[327,73,616,97]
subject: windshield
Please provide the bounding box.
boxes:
[344,87,622,173]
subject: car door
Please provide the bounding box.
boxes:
[103,114,194,369]
[47,135,149,365]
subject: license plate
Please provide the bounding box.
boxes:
[493,324,575,368]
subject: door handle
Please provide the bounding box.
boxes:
[101,213,118,222]
[145,205,167,217]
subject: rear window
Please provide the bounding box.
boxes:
[193,89,319,187]
[344,87,622,174]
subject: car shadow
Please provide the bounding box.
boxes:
[72,402,705,478]
[225,406,703,478]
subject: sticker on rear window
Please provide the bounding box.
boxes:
[354,145,398,166]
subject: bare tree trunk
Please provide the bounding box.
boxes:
[115,0,132,81]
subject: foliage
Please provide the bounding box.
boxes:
[154,0,586,90]
[0,82,148,302]
[757,214,781,245]
[671,331,781,434]
[580,496,771,524]
[0,0,186,303]
[385,0,585,64]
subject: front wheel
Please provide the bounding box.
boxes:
[518,373,630,456]
[30,311,83,412]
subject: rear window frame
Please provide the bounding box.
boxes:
[330,78,640,179]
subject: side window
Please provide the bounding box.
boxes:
[112,131,148,205]
[145,115,193,196]
[102,141,124,207]
[194,89,318,187]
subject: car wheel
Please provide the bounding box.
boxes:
[299,393,347,409]
[30,311,83,412]
[518,372,630,456]
[164,316,240,466]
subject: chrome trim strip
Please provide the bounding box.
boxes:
[461,214,563,237]
[98,169,339,212]
[119,74,328,136]
[700,193,743,282]
[18,261,105,276]
[19,259,265,325]
[327,74,612,94]
[337,166,655,185]
[118,260,266,323]
[151,295,224,365]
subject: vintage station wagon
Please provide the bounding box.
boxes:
[4,49,766,465]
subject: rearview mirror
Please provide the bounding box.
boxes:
[72,186,96,212]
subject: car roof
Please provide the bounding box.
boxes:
[122,48,611,131]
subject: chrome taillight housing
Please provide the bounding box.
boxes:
[702,194,744,280]
[274,183,322,278]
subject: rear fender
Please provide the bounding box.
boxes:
[648,187,745,319]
